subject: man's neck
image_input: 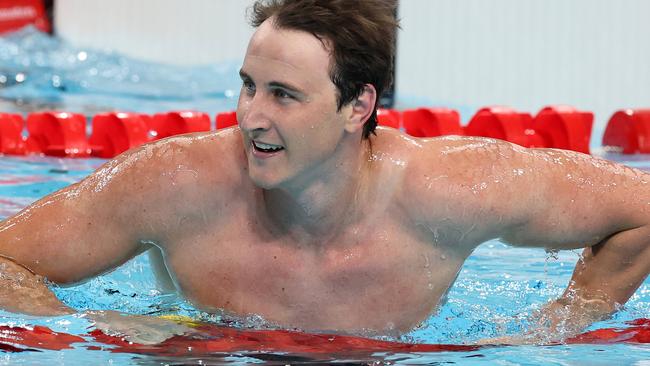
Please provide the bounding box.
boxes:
[263,137,372,245]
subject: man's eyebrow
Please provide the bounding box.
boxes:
[268,81,304,94]
[239,69,305,95]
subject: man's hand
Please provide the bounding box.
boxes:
[84,310,195,345]
[534,291,617,335]
[0,256,74,316]
[478,294,617,346]
[548,227,650,339]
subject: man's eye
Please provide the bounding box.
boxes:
[242,81,256,94]
[273,89,292,99]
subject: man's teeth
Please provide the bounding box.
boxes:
[253,141,284,152]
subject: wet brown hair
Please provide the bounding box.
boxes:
[249,0,399,139]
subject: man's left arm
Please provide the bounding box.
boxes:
[406,138,650,338]
[498,148,650,338]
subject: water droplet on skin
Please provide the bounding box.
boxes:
[422,254,430,268]
[440,254,447,260]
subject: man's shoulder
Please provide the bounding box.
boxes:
[377,131,528,244]
[99,127,249,197]
[373,127,476,179]
[110,128,251,224]
[389,132,524,182]
[143,127,245,171]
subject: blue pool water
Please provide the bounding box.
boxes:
[0,154,648,365]
[0,27,240,116]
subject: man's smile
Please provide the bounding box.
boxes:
[252,140,285,156]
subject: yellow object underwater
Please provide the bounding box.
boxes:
[158,314,203,327]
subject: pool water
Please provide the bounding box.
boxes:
[0,154,648,365]
[0,27,240,116]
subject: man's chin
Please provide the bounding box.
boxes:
[248,172,283,190]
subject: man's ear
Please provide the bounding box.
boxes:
[344,84,377,134]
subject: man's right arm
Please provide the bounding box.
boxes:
[0,141,178,315]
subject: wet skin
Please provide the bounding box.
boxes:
[1,19,649,336]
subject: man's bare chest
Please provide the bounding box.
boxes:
[160,208,467,333]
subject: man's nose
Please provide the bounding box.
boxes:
[237,93,272,133]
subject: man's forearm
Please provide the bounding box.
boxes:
[0,256,75,316]
[568,225,649,305]
[544,226,650,332]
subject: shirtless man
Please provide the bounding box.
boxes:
[0,0,648,339]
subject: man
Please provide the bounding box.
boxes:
[0,0,648,341]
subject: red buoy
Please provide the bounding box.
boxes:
[602,109,650,154]
[149,111,211,140]
[215,111,238,129]
[533,105,593,154]
[465,106,546,148]
[0,113,26,155]
[26,111,90,157]
[89,112,151,158]
[402,108,462,138]
[377,108,401,129]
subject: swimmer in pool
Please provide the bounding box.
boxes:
[0,0,648,342]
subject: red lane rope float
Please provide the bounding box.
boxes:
[465,106,546,148]
[25,111,90,157]
[0,325,84,352]
[0,0,51,35]
[88,326,478,356]
[566,318,650,344]
[215,111,238,129]
[402,107,463,138]
[377,108,401,129]
[1,318,649,355]
[148,111,211,141]
[533,105,593,154]
[0,106,623,158]
[0,113,25,155]
[602,109,650,154]
[89,112,150,158]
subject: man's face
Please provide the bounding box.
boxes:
[237,19,351,190]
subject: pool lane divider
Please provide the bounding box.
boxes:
[383,105,594,154]
[0,318,649,355]
[0,106,647,158]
